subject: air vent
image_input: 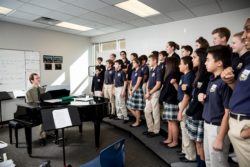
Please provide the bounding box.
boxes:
[33,17,61,25]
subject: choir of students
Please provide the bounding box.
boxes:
[91,18,250,167]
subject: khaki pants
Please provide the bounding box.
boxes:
[115,87,128,120]
[228,117,250,167]
[103,84,115,115]
[204,122,230,167]
[142,83,147,95]
[144,90,160,134]
[94,91,103,97]
[179,103,196,160]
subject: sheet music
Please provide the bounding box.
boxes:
[12,90,26,98]
[43,99,62,103]
[74,96,93,101]
[52,108,72,129]
[70,101,90,106]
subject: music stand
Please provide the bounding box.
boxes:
[41,106,81,167]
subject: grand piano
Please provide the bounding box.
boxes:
[13,90,110,156]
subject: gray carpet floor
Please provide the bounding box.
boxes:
[0,122,168,167]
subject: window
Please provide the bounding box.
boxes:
[119,39,126,50]
[102,41,116,51]
[92,39,126,64]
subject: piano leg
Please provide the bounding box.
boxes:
[78,124,82,133]
[25,127,32,156]
[94,121,100,148]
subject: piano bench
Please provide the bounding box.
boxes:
[8,121,24,148]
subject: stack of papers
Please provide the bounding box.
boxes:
[0,141,8,149]
[74,96,93,101]
[43,99,62,103]
[0,160,16,167]
[70,101,90,106]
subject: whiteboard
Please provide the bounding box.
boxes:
[0,49,40,92]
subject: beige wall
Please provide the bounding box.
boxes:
[0,21,92,94]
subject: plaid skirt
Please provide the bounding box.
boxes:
[185,116,204,142]
[127,87,145,111]
[162,103,179,121]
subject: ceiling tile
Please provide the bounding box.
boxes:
[68,18,106,29]
[9,10,40,20]
[178,0,216,8]
[127,19,152,27]
[98,26,119,33]
[18,3,51,15]
[0,16,49,28]
[145,15,172,24]
[29,0,67,10]
[43,11,73,21]
[140,0,186,14]
[79,12,122,25]
[100,0,126,5]
[190,3,221,16]
[54,4,89,16]
[95,6,141,22]
[112,23,135,30]
[60,0,109,11]
[166,9,195,21]
[217,0,250,12]
[47,25,83,35]
[0,0,23,9]
[80,29,107,36]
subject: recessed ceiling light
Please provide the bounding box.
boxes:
[56,22,93,32]
[0,6,13,15]
[115,0,160,17]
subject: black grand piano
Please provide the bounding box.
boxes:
[13,90,109,156]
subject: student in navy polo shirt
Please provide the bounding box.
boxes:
[143,54,162,137]
[195,37,210,49]
[127,58,145,127]
[185,48,210,166]
[120,51,130,73]
[113,59,129,123]
[159,51,168,76]
[221,18,250,167]
[181,45,193,58]
[172,56,196,162]
[96,57,106,80]
[139,55,149,94]
[159,57,181,148]
[103,59,116,119]
[198,45,232,167]
[91,66,104,97]
[110,53,116,63]
[166,41,180,62]
[211,27,241,75]
[212,27,231,46]
[127,53,138,86]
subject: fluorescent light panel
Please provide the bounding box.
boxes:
[115,0,160,17]
[56,22,93,32]
[0,6,13,15]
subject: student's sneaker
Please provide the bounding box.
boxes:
[0,141,8,149]
[123,120,129,124]
[147,132,159,138]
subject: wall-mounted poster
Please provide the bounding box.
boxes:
[55,64,62,70]
[43,55,53,63]
[45,64,52,70]
[53,56,63,63]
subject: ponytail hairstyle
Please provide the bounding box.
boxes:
[168,41,180,51]
[192,48,208,87]
[164,57,179,81]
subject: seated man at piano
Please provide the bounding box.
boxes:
[25,73,47,145]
